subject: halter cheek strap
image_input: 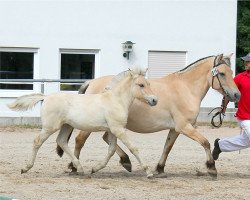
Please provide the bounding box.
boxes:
[209,57,227,128]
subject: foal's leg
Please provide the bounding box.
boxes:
[68,130,92,172]
[21,129,54,174]
[179,123,217,177]
[56,124,84,174]
[91,133,117,173]
[111,128,153,178]
[156,129,180,174]
[102,131,132,172]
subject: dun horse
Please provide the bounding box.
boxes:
[58,54,240,177]
[8,68,157,177]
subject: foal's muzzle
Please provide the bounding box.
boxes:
[146,95,158,106]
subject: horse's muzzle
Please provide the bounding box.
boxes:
[226,90,241,102]
[146,95,158,106]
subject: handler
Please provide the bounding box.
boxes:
[213,53,250,160]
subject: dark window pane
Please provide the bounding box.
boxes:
[60,53,95,91]
[0,52,34,90]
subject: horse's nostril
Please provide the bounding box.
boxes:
[235,93,241,100]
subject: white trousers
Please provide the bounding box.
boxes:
[219,120,250,152]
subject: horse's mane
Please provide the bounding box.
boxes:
[176,54,231,74]
[177,56,214,74]
[105,67,146,90]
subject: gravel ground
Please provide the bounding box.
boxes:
[0,126,249,200]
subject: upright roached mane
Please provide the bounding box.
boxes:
[8,67,157,178]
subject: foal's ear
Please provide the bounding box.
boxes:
[127,68,134,77]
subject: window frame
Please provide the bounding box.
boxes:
[59,48,100,91]
[0,47,40,97]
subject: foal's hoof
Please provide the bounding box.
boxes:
[91,168,96,174]
[208,169,218,178]
[69,171,84,176]
[147,173,154,179]
[119,156,132,172]
[68,162,77,172]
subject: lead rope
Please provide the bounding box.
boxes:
[208,96,226,128]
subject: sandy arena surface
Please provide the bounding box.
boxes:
[0,126,249,200]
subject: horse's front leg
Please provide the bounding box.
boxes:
[111,128,153,178]
[56,124,84,175]
[156,129,180,174]
[102,131,132,172]
[178,123,217,177]
[91,132,117,173]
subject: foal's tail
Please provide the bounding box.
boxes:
[56,81,90,158]
[7,93,45,111]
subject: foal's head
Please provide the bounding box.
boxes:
[128,68,158,106]
[209,54,240,102]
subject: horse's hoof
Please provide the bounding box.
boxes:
[21,169,27,174]
[155,164,165,174]
[119,156,132,172]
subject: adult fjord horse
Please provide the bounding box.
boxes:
[8,68,157,177]
[59,54,240,177]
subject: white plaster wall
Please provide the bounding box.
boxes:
[0,0,237,117]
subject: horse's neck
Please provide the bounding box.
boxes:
[178,59,213,101]
[111,76,135,109]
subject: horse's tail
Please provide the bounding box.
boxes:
[56,81,90,158]
[7,93,45,111]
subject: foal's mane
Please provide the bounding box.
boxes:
[177,56,214,74]
[105,67,146,90]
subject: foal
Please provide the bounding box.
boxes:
[8,68,157,177]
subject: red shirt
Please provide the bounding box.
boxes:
[234,71,250,120]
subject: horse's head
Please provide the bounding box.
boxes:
[129,68,158,106]
[209,54,240,102]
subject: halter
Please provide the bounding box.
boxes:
[209,56,228,128]
[211,57,225,92]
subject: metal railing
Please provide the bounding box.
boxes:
[0,79,90,93]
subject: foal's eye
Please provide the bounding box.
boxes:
[138,84,145,88]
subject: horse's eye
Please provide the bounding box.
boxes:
[219,73,225,77]
[138,84,144,88]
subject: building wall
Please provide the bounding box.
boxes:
[0,0,237,119]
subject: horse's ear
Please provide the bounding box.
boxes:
[216,54,224,64]
[227,53,233,58]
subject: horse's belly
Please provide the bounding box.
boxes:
[127,110,175,133]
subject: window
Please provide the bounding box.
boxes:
[148,51,187,78]
[60,49,97,91]
[0,51,34,90]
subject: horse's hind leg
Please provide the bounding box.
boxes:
[56,124,84,175]
[103,131,132,172]
[91,133,117,174]
[21,129,54,174]
[156,129,179,174]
